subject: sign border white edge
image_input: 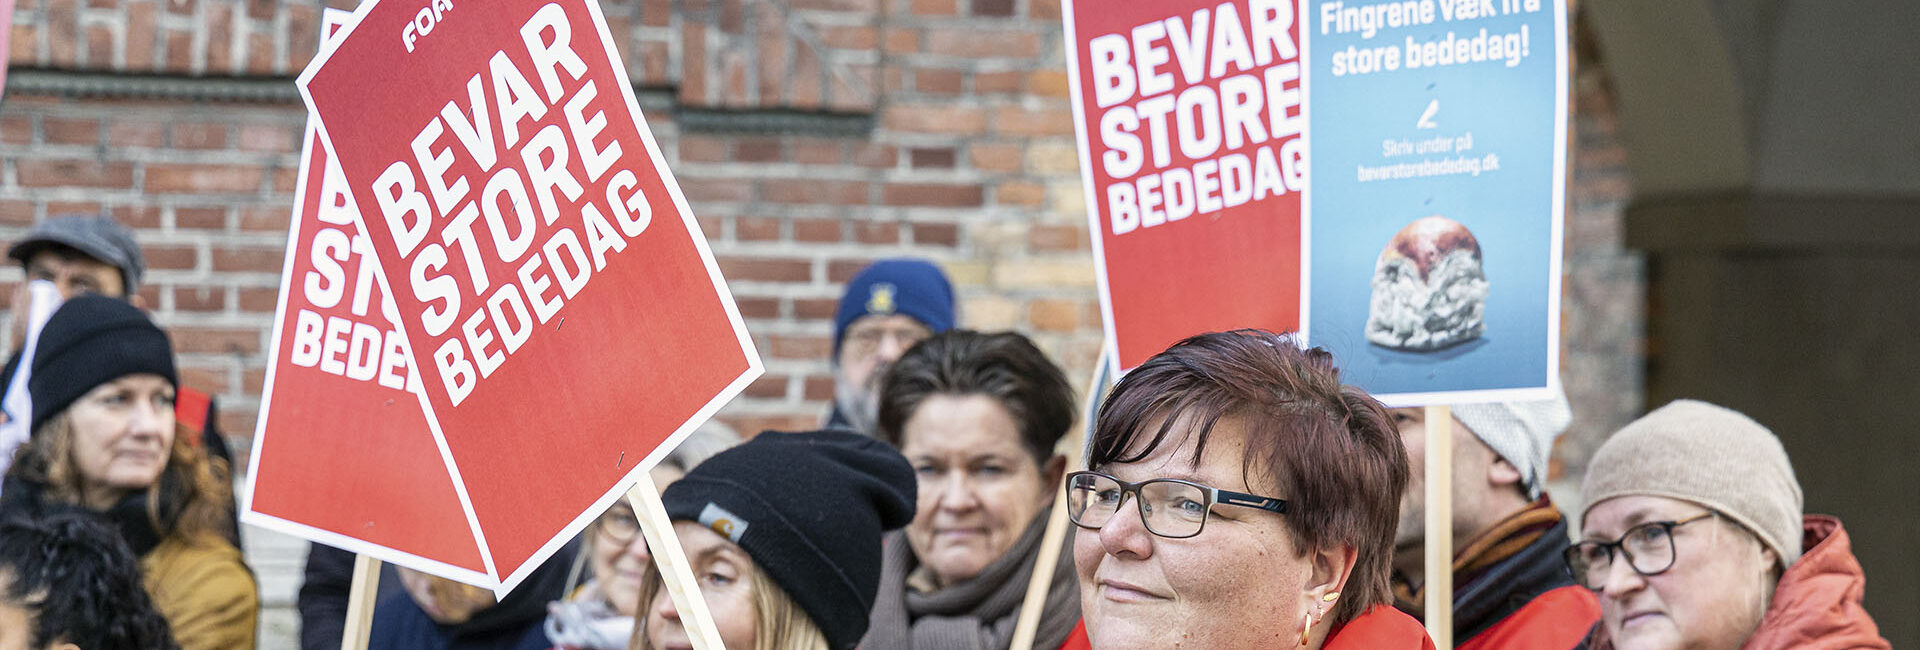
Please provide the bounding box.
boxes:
[236,133,317,531]
[239,6,351,550]
[295,0,502,590]
[1303,0,1570,408]
[239,139,318,533]
[296,0,766,598]
[1375,384,1560,409]
[242,511,497,589]
[1063,1,1318,376]
[243,7,495,589]
[320,122,508,592]
[1544,0,1570,404]
[1056,0,1126,379]
[1297,0,1314,347]
[483,0,768,599]
[239,117,498,589]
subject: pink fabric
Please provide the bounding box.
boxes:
[0,0,12,101]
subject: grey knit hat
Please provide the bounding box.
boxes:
[1580,400,1804,568]
[1453,389,1572,499]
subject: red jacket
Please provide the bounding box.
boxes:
[1058,625,1089,650]
[1456,585,1597,650]
[1057,604,1434,649]
[1450,507,1600,650]
[1325,605,1438,650]
[1738,516,1888,650]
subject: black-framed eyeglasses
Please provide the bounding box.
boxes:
[1064,470,1288,539]
[1564,511,1717,590]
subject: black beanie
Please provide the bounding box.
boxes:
[661,430,916,650]
[28,295,177,434]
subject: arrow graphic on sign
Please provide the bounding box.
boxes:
[1417,99,1440,129]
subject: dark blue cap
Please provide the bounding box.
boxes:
[832,258,955,353]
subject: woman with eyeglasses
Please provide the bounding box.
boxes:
[1568,400,1888,650]
[862,330,1081,649]
[1067,330,1431,649]
[545,421,741,649]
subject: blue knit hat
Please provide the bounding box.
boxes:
[833,258,955,353]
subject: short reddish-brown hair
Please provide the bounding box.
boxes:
[1089,330,1407,624]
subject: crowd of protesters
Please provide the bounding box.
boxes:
[0,215,258,650]
[0,215,1891,650]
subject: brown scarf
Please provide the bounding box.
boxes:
[862,513,1080,650]
[1393,497,1563,614]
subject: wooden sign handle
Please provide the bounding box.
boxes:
[1010,354,1109,650]
[340,554,381,650]
[626,479,728,650]
[1423,405,1453,647]
[1008,475,1074,650]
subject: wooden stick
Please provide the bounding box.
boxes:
[1423,405,1453,648]
[1009,353,1111,650]
[1008,493,1072,650]
[339,554,381,650]
[627,480,728,650]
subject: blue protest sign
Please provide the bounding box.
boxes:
[1303,0,1567,405]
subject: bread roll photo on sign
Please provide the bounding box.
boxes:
[1364,215,1489,351]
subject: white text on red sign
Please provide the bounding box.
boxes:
[1085,0,1305,235]
[369,3,655,406]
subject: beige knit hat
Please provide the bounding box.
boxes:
[1580,400,1804,568]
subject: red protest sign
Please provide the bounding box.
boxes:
[1063,0,1307,369]
[244,125,490,583]
[244,8,488,584]
[298,0,760,591]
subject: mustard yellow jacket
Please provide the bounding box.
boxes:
[141,532,259,650]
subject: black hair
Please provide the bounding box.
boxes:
[876,329,1077,465]
[0,511,179,649]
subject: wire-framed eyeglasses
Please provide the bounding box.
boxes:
[1564,511,1718,590]
[1064,470,1287,539]
[597,505,642,545]
[841,323,931,357]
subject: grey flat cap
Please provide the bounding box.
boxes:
[7,214,146,292]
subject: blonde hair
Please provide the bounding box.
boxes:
[10,413,233,543]
[747,567,830,650]
[637,551,831,650]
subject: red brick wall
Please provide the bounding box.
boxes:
[7,0,336,76]
[1,95,307,437]
[3,1,1640,463]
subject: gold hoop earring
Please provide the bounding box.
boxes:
[1299,610,1312,646]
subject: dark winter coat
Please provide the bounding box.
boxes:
[366,545,576,650]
